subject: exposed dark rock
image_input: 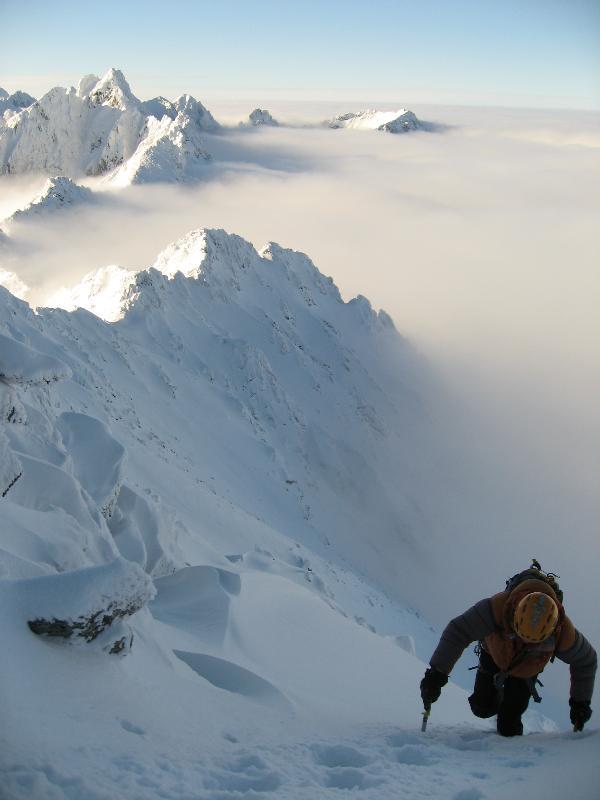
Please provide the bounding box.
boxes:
[28,595,146,643]
[2,470,22,498]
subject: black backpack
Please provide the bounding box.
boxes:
[505,558,563,603]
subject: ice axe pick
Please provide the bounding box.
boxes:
[421,704,431,732]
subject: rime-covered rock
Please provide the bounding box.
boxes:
[328,108,422,132]
[26,558,155,652]
[246,108,279,127]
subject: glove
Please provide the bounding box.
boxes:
[420,667,448,708]
[569,699,592,731]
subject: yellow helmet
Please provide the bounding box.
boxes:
[513,592,559,643]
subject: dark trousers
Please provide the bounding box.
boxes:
[468,650,532,736]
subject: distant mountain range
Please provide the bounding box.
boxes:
[0,69,427,190]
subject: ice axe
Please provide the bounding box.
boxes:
[421,704,431,732]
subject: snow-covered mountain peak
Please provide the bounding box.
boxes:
[173,94,220,132]
[7,176,95,223]
[0,88,36,118]
[38,175,87,197]
[151,228,211,277]
[151,228,343,308]
[329,108,422,133]
[47,264,136,322]
[140,95,176,120]
[247,108,279,127]
[88,68,139,110]
[137,94,220,132]
[76,73,100,98]
[108,111,211,186]
[53,229,390,339]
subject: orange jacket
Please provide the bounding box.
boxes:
[429,579,597,701]
[483,578,574,678]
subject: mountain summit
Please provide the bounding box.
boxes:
[88,68,138,111]
[6,177,95,224]
[0,69,219,184]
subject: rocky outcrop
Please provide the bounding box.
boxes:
[0,424,22,497]
[26,559,155,654]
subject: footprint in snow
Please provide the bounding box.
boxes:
[385,732,423,748]
[394,744,437,766]
[205,753,281,794]
[311,743,371,768]
[119,719,145,735]
[448,731,495,752]
[311,743,383,791]
[324,767,375,790]
[453,790,486,800]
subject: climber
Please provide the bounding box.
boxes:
[419,564,597,736]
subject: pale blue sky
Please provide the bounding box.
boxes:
[1,0,599,109]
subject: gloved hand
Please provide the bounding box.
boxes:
[420,667,448,708]
[569,699,592,731]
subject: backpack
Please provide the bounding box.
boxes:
[505,558,563,603]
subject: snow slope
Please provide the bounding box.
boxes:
[329,109,422,132]
[0,228,597,798]
[0,69,218,185]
